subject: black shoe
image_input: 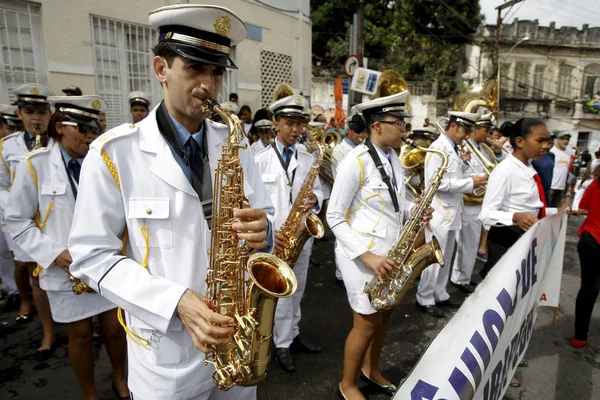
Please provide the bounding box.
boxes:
[35,342,56,362]
[419,304,445,318]
[291,334,321,353]
[359,370,398,396]
[452,282,475,294]
[437,296,463,309]
[335,278,346,290]
[274,347,296,373]
[112,381,131,400]
[337,384,348,399]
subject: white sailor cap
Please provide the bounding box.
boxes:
[11,84,55,108]
[62,85,82,96]
[308,121,325,129]
[448,111,479,129]
[220,101,240,114]
[255,119,273,129]
[269,95,310,120]
[48,95,104,132]
[128,92,151,108]
[475,112,495,127]
[149,4,246,69]
[0,106,22,127]
[355,90,412,120]
[410,126,438,141]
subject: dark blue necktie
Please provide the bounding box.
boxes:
[68,159,81,184]
[283,148,293,169]
[185,136,203,184]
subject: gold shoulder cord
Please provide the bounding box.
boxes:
[101,149,150,347]
[0,140,9,175]
[27,159,54,278]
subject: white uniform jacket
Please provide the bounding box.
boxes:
[254,144,323,230]
[5,141,73,291]
[425,134,473,230]
[327,144,410,261]
[0,131,29,213]
[250,139,267,155]
[68,108,275,398]
[331,139,356,178]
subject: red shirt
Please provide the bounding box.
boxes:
[578,179,600,244]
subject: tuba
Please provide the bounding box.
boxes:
[364,140,447,311]
[273,137,325,267]
[204,100,297,390]
[373,70,411,113]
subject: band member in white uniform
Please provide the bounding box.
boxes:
[450,113,496,293]
[0,84,56,345]
[328,91,425,400]
[68,5,274,400]
[329,112,367,288]
[250,119,274,154]
[479,119,564,278]
[416,112,487,318]
[255,94,323,373]
[5,95,129,399]
[128,91,151,124]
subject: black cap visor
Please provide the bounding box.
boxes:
[65,114,102,131]
[166,41,237,69]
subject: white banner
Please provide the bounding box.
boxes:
[395,212,568,400]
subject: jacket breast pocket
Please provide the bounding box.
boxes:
[127,198,173,248]
[40,183,67,196]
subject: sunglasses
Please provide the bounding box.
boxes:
[61,121,102,135]
[378,120,407,130]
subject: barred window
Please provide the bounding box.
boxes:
[513,62,530,98]
[582,64,600,98]
[499,63,511,97]
[557,65,573,99]
[532,65,546,98]
[0,0,46,104]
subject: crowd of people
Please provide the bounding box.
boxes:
[0,3,598,400]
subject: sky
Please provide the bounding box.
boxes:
[480,0,600,28]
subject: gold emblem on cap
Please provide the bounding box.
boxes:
[91,99,101,110]
[214,15,232,37]
[30,87,40,95]
[295,98,302,106]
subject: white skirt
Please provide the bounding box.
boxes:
[335,245,378,315]
[46,289,117,323]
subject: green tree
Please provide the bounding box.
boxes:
[311,0,483,97]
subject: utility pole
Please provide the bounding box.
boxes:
[348,0,365,113]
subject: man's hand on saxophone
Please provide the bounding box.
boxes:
[55,249,73,274]
[303,191,318,211]
[359,252,398,283]
[231,207,269,249]
[177,290,235,353]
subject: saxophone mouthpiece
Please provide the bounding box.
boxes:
[296,136,307,145]
[405,139,418,149]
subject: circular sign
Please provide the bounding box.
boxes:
[344,55,360,77]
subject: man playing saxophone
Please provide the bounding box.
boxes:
[450,113,496,294]
[416,112,487,318]
[254,94,323,373]
[68,5,275,400]
[327,91,433,400]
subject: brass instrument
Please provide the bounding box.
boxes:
[461,138,497,204]
[454,79,498,116]
[273,137,325,267]
[364,139,446,311]
[32,124,42,150]
[204,100,297,390]
[273,83,294,101]
[306,124,339,186]
[400,141,427,201]
[373,70,411,114]
[70,275,95,294]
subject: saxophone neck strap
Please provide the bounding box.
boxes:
[365,138,399,213]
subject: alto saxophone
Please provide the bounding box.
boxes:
[203,100,297,390]
[364,139,447,311]
[273,137,325,267]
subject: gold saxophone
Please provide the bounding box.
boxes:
[364,140,447,311]
[273,137,325,267]
[203,99,297,390]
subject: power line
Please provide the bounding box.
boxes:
[503,0,527,23]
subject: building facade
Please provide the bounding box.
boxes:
[465,19,600,154]
[0,0,312,127]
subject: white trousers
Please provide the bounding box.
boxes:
[0,230,16,294]
[273,238,313,348]
[416,228,457,306]
[451,212,481,286]
[132,385,256,400]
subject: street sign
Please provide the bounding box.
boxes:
[344,54,360,77]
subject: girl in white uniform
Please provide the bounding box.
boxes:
[328,91,418,400]
[479,119,565,277]
[5,96,129,399]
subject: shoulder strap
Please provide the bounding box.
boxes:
[365,139,399,213]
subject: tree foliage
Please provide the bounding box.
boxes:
[311,0,483,97]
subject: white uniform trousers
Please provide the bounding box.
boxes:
[0,230,16,294]
[131,385,256,400]
[273,237,313,348]
[416,228,457,306]
[450,210,481,286]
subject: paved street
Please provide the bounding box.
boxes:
[0,216,598,400]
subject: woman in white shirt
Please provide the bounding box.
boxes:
[327,91,431,400]
[479,118,563,278]
[5,96,129,399]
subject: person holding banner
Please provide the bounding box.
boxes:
[571,163,600,348]
[478,119,564,278]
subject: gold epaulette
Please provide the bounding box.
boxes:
[92,123,138,151]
